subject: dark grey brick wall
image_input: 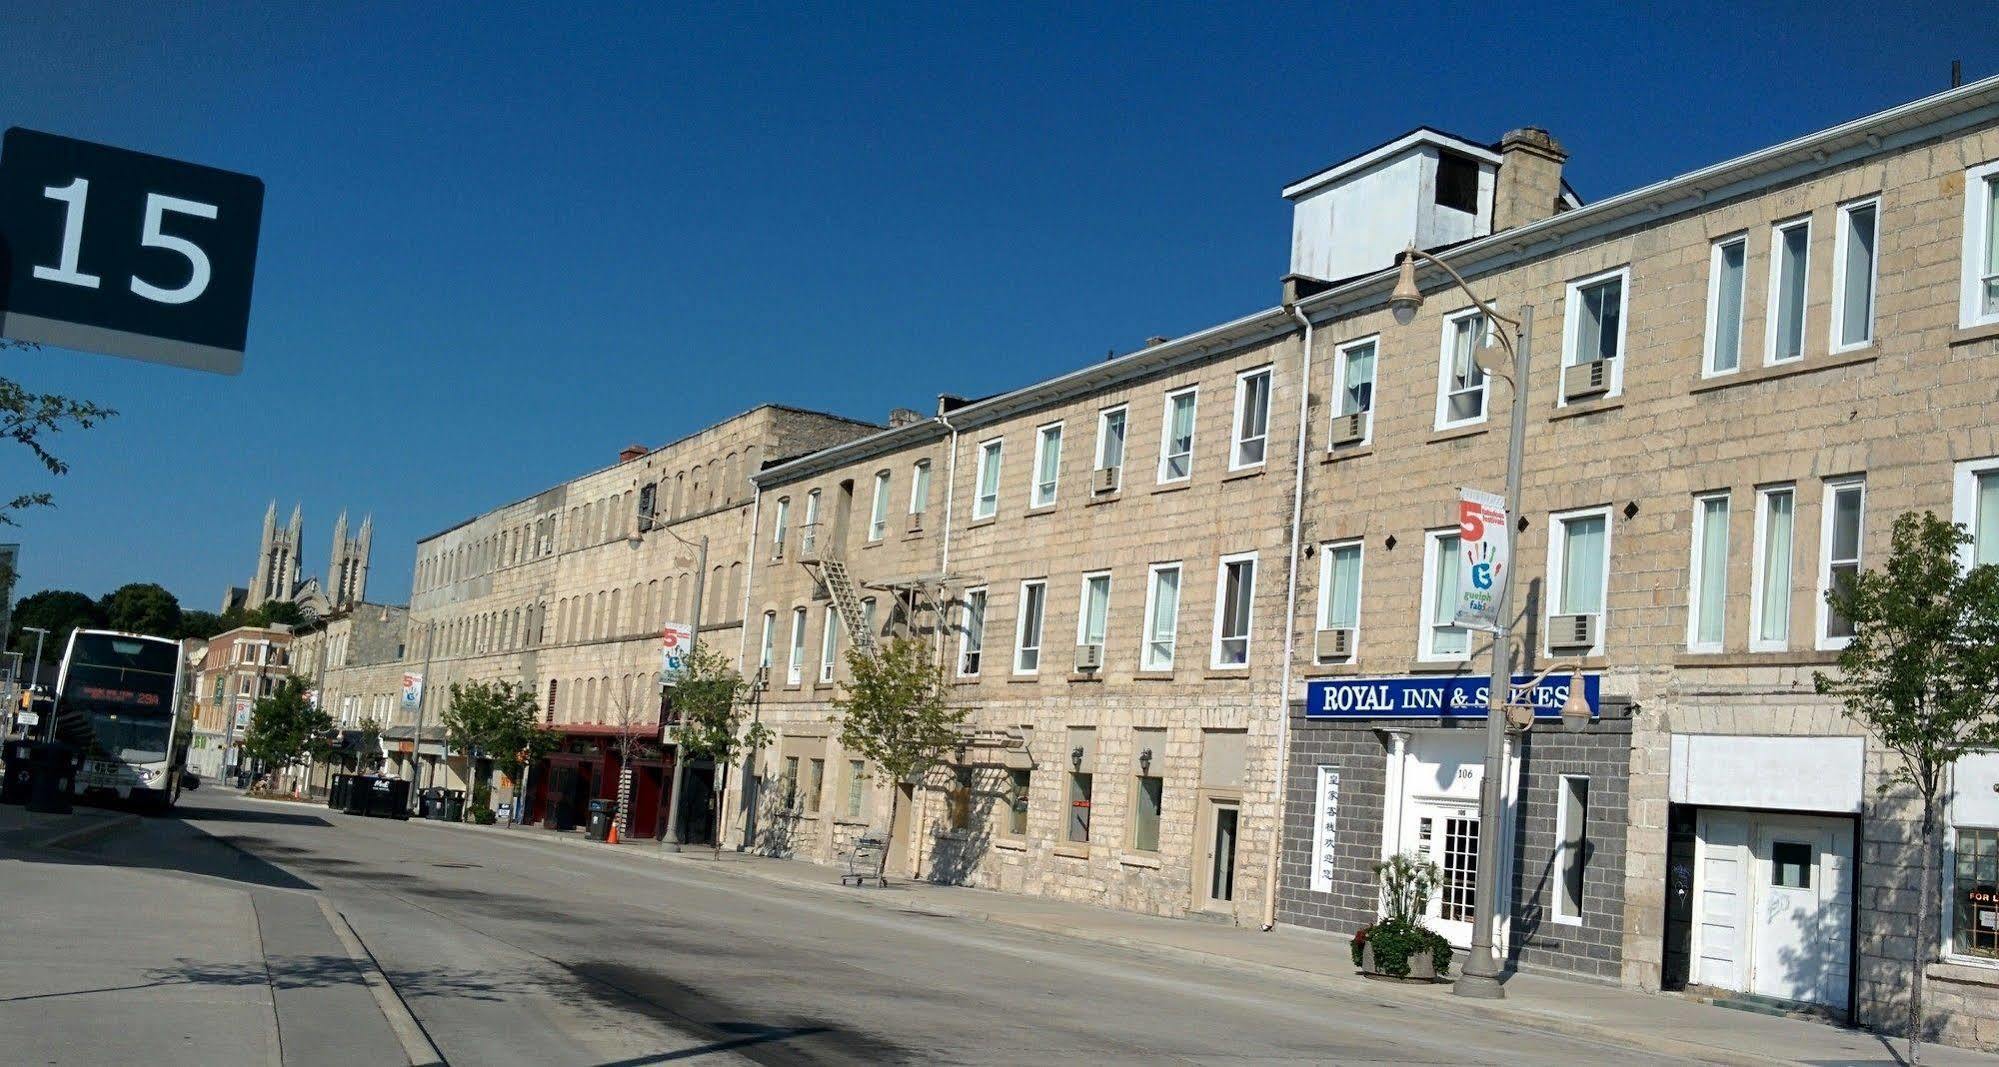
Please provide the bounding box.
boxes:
[1277,713,1631,982]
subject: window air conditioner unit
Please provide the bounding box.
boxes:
[1332,411,1369,447]
[1563,359,1612,401]
[1315,627,1354,661]
[1093,466,1121,494]
[1076,643,1104,672]
[1550,613,1597,650]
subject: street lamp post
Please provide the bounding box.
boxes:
[1388,244,1533,999]
[657,530,708,852]
[21,627,47,738]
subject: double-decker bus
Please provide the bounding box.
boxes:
[51,629,188,809]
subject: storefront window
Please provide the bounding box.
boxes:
[1955,827,1999,959]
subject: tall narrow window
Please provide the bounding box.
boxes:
[1555,776,1590,923]
[1212,553,1256,668]
[1963,162,1999,327]
[1819,478,1865,647]
[1688,494,1730,652]
[1834,199,1878,350]
[806,758,825,815]
[1437,309,1489,428]
[1953,827,1999,959]
[974,439,1003,519]
[1422,531,1468,660]
[1954,460,1999,567]
[1563,268,1627,399]
[1142,563,1181,671]
[1752,486,1795,650]
[1231,367,1272,469]
[868,470,890,541]
[1077,572,1110,653]
[1067,771,1093,844]
[1705,235,1747,375]
[1095,406,1127,473]
[801,489,821,555]
[846,759,866,818]
[1767,218,1810,364]
[1318,540,1363,647]
[1014,581,1046,674]
[1132,774,1163,853]
[909,459,931,519]
[859,597,877,643]
[787,607,806,685]
[946,766,973,830]
[1333,337,1376,445]
[1004,769,1030,836]
[1032,423,1063,507]
[958,588,987,676]
[1159,388,1197,482]
[770,497,789,557]
[758,611,776,670]
[1549,509,1610,654]
[782,756,799,811]
[818,606,838,683]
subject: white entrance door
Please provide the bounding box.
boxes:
[1407,796,1480,946]
[1750,819,1851,1006]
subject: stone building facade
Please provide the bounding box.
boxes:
[186,625,294,778]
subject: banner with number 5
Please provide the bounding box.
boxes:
[1454,487,1507,632]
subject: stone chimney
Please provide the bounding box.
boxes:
[887,407,924,428]
[618,443,647,464]
[1492,127,1568,231]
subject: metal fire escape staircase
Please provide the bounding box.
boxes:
[806,556,878,659]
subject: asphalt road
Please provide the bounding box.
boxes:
[81,791,1684,1066]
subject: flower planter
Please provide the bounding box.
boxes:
[1361,940,1441,981]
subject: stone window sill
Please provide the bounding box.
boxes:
[993,838,1028,852]
[833,817,870,828]
[1427,423,1490,446]
[1024,505,1057,518]
[1150,480,1192,496]
[1119,852,1163,870]
[1084,491,1121,507]
[967,516,997,531]
[1688,347,1877,394]
[1406,659,1476,675]
[1005,674,1042,684]
[1066,672,1104,684]
[1549,398,1624,422]
[1053,844,1090,860]
[1929,960,1999,986]
[1204,668,1251,681]
[1674,650,1842,668]
[1132,670,1176,682]
[783,683,804,692]
[860,539,882,550]
[1949,321,1999,347]
[1222,466,1266,484]
[950,676,982,686]
[1321,446,1373,465]
[1303,661,1360,677]
[902,527,927,541]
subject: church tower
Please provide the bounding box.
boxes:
[249,501,305,609]
[328,511,372,610]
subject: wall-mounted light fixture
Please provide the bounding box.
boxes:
[1071,745,1085,767]
[1138,747,1154,772]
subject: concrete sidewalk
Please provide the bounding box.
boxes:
[397,810,1999,1066]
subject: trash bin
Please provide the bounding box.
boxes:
[586,798,616,841]
[26,742,77,814]
[440,789,465,823]
[327,774,351,811]
[363,776,411,820]
[415,787,439,820]
[341,775,371,815]
[0,739,34,805]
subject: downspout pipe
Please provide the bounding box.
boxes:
[1262,303,1315,931]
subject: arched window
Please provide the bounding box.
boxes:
[608,588,621,637]
[646,579,660,628]
[726,562,743,620]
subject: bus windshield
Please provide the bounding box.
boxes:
[59,633,180,765]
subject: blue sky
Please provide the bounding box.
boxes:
[1,2,1992,610]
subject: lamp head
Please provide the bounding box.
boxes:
[1561,669,1593,731]
[1388,244,1423,326]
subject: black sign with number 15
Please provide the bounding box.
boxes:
[0,127,264,375]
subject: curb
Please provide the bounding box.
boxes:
[316,896,445,1067]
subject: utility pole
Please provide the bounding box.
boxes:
[21,627,47,739]
[409,620,435,806]
[662,533,708,852]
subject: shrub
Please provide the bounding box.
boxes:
[1352,917,1452,977]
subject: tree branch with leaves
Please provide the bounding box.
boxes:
[0,339,116,527]
[833,636,965,869]
[668,646,771,856]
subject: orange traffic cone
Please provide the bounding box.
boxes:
[607,821,620,845]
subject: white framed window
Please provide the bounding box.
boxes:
[801,489,821,555]
[1704,234,1748,376]
[787,606,807,685]
[1831,197,1879,352]
[818,605,839,683]
[770,497,790,558]
[1687,493,1730,653]
[1419,530,1470,661]
[1095,405,1127,472]
[1546,507,1612,657]
[1211,552,1257,668]
[1317,539,1363,636]
[958,587,987,677]
[1141,562,1181,671]
[758,611,776,670]
[1331,336,1377,446]
[868,470,891,541]
[1959,159,1999,328]
[1750,485,1796,652]
[1953,458,1999,569]
[1435,307,1491,429]
[909,459,932,518]
[1077,571,1111,649]
[859,596,877,642]
[1554,775,1590,925]
[1765,216,1811,365]
[1231,366,1272,469]
[1563,267,1629,401]
[973,439,1003,520]
[1032,422,1063,507]
[1159,387,1197,483]
[1816,477,1866,649]
[1014,580,1047,674]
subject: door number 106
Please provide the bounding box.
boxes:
[33,177,218,305]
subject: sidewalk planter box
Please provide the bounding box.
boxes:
[1359,938,1444,981]
[1351,919,1452,981]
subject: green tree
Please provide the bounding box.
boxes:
[833,637,965,863]
[1815,511,1999,1063]
[250,600,306,628]
[10,588,106,656]
[442,680,554,804]
[178,609,229,640]
[668,646,772,855]
[242,677,334,787]
[355,716,385,771]
[100,582,183,636]
[0,339,116,527]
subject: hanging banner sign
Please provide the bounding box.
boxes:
[1454,487,1508,632]
[234,697,253,730]
[1304,674,1600,720]
[659,622,694,684]
[400,672,423,712]
[1309,768,1341,894]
